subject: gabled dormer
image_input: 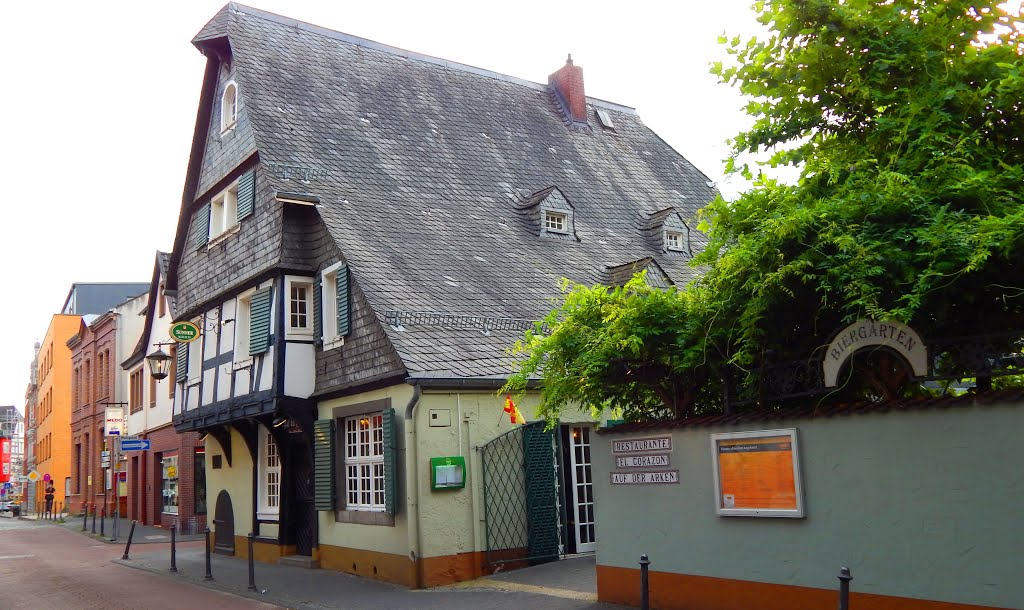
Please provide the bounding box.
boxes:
[601,257,673,288]
[515,186,578,241]
[641,207,693,256]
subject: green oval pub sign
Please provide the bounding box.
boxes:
[169,321,201,343]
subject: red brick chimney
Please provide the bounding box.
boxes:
[548,54,587,123]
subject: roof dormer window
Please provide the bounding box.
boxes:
[664,230,685,252]
[221,81,238,133]
[544,211,568,234]
[516,186,578,241]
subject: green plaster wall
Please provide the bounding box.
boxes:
[593,401,1024,608]
[317,385,412,556]
[317,384,598,560]
[413,391,595,559]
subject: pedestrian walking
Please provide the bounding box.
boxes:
[44,483,55,516]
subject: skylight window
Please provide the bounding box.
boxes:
[596,108,615,131]
[544,211,568,233]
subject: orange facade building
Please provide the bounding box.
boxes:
[32,314,81,513]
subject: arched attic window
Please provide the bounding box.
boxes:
[221,81,238,133]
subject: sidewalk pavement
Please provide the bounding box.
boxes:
[17,510,207,544]
[114,547,616,609]
[14,513,619,609]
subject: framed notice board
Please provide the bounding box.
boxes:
[710,428,805,518]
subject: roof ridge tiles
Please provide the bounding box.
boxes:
[224,2,638,114]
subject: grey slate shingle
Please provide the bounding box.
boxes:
[187,3,720,382]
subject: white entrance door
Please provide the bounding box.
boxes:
[568,426,596,553]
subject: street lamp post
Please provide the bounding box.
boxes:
[145,344,173,381]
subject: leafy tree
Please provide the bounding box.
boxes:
[506,0,1023,421]
[703,0,1024,369]
[505,276,718,424]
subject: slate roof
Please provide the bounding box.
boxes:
[123,252,172,369]
[195,4,718,380]
[61,283,150,316]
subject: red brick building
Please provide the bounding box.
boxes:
[68,312,117,516]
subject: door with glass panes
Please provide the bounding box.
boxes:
[566,425,596,553]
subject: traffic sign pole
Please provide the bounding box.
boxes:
[111,435,120,541]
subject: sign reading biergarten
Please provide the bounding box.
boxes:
[169,320,201,343]
[823,320,927,387]
[711,428,805,518]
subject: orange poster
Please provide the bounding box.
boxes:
[715,434,798,512]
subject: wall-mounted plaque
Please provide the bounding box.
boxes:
[710,428,805,518]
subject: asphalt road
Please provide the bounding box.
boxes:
[0,517,275,610]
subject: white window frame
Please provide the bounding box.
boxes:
[234,289,255,364]
[220,80,238,133]
[209,181,239,241]
[187,320,203,383]
[257,425,281,520]
[321,262,347,350]
[543,210,568,234]
[343,413,385,512]
[285,276,314,339]
[664,230,686,252]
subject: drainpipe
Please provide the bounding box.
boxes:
[404,383,423,589]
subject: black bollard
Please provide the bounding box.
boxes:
[100,507,105,536]
[82,505,88,531]
[838,566,853,610]
[169,524,177,572]
[91,504,97,534]
[122,520,137,560]
[247,532,257,591]
[639,554,651,610]
[204,527,213,580]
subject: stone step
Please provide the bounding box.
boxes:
[279,555,320,569]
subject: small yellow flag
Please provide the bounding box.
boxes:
[503,395,526,424]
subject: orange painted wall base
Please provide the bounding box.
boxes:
[596,565,1015,610]
[225,539,511,590]
[316,544,502,589]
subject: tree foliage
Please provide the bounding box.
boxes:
[505,0,1024,422]
[505,276,719,424]
[703,0,1024,365]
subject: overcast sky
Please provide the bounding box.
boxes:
[0,0,765,412]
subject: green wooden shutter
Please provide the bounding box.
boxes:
[249,288,273,355]
[312,275,322,343]
[236,169,255,220]
[313,419,335,511]
[192,203,211,248]
[175,342,189,382]
[382,407,397,515]
[336,264,351,337]
[523,423,559,562]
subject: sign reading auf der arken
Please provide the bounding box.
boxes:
[169,320,201,343]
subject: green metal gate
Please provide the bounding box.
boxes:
[481,421,562,567]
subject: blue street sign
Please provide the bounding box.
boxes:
[120,439,151,451]
[2,483,11,490]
